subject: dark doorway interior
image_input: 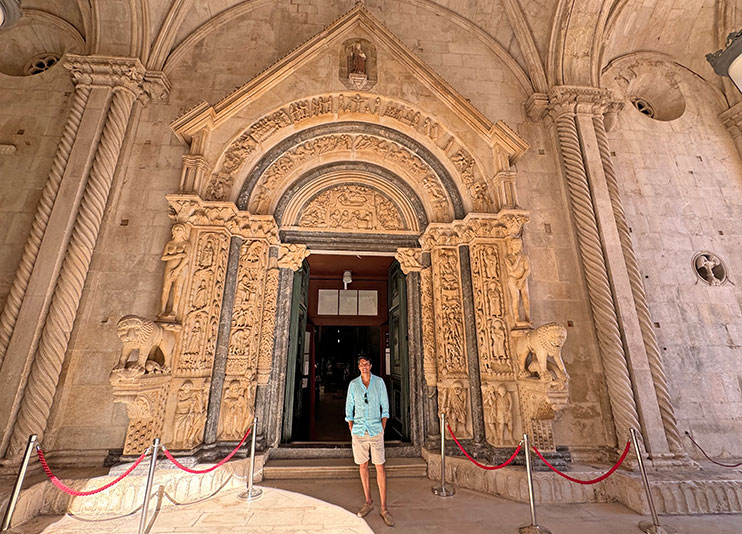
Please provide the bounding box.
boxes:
[312,326,381,441]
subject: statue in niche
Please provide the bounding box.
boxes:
[199,239,215,268]
[489,319,506,360]
[186,317,203,354]
[192,278,210,310]
[173,381,206,448]
[159,224,190,320]
[484,384,513,444]
[483,245,499,279]
[505,239,531,325]
[222,380,251,439]
[442,381,468,435]
[349,42,367,75]
[486,281,502,317]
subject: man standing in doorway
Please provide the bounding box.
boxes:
[345,354,394,527]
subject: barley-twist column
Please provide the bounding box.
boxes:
[0,85,92,367]
[6,70,142,457]
[592,113,684,454]
[549,99,641,443]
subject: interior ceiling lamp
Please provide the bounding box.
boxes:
[707,30,742,92]
[342,270,352,290]
[0,0,22,29]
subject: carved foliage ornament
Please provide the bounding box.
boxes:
[431,247,467,378]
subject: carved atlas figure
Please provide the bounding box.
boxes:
[513,322,568,384]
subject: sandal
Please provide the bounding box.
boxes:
[357,501,374,518]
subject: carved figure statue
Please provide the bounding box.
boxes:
[349,42,367,74]
[484,384,513,444]
[174,381,206,448]
[159,224,190,319]
[514,323,568,384]
[442,381,468,435]
[222,380,250,439]
[113,315,176,374]
[695,254,722,286]
[505,239,531,324]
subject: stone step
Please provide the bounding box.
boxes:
[263,457,427,480]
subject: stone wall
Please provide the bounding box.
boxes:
[605,62,742,458]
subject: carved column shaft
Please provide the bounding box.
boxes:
[592,114,685,456]
[548,96,641,445]
[7,81,140,457]
[0,84,92,368]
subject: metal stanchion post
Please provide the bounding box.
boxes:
[238,417,263,502]
[630,428,677,534]
[1,434,37,533]
[518,433,551,534]
[432,412,454,497]
[138,438,159,534]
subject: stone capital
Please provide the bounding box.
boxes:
[395,248,424,274]
[64,55,147,95]
[277,244,310,271]
[547,86,623,122]
[419,210,529,248]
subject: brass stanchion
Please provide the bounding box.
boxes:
[238,417,263,502]
[432,412,454,497]
[518,433,551,534]
[1,434,37,532]
[138,438,159,534]
[630,429,677,534]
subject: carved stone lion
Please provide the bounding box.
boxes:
[513,322,568,384]
[113,315,176,376]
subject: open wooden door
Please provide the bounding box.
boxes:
[282,260,309,442]
[387,261,409,440]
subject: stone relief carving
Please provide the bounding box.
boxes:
[172,380,208,449]
[505,238,531,326]
[218,379,255,441]
[693,252,726,286]
[432,247,467,378]
[249,132,449,219]
[297,185,404,231]
[159,223,190,321]
[512,323,569,388]
[257,265,279,385]
[111,315,177,379]
[176,231,230,375]
[207,94,488,210]
[470,243,511,378]
[394,248,423,274]
[441,380,470,438]
[227,240,268,376]
[483,384,514,446]
[113,380,169,455]
[419,267,437,387]
[277,243,310,271]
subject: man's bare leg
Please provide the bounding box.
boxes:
[359,461,373,504]
[376,463,387,511]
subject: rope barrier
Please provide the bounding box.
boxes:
[37,446,149,497]
[685,431,742,468]
[447,424,522,470]
[531,440,631,485]
[162,427,251,474]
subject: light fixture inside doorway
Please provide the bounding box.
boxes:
[342,270,352,290]
[707,30,742,93]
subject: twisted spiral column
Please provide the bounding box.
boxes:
[0,86,92,367]
[553,110,641,443]
[592,115,684,454]
[7,86,138,456]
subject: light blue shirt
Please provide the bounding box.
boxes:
[345,374,389,437]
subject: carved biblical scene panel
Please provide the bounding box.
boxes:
[218,378,256,441]
[175,230,230,375]
[483,383,517,446]
[431,247,467,378]
[439,379,472,439]
[170,378,210,450]
[298,185,404,231]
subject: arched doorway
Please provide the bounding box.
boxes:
[281,253,410,444]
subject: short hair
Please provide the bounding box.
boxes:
[357,354,371,365]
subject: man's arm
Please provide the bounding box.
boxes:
[345,382,355,433]
[379,378,390,431]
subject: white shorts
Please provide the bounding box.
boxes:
[351,432,385,465]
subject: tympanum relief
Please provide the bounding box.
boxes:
[298,185,404,231]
